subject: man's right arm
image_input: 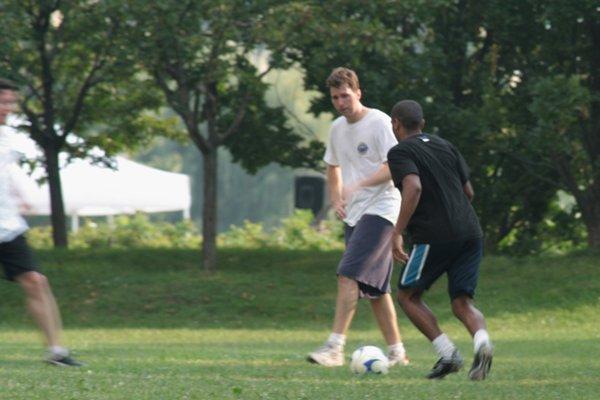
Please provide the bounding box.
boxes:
[327,164,346,219]
[463,181,474,202]
[392,174,422,262]
[8,167,31,213]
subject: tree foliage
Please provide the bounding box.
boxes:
[294,0,598,251]
[0,0,163,246]
[124,0,324,270]
[2,0,595,254]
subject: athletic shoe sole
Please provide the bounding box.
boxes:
[469,345,493,381]
[426,349,464,379]
[45,358,83,367]
[306,354,344,367]
[426,361,462,379]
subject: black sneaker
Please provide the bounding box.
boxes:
[468,343,493,381]
[426,349,463,379]
[46,355,84,367]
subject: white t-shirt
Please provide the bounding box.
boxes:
[0,131,28,243]
[323,108,401,226]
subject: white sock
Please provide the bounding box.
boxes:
[327,333,346,349]
[473,329,491,352]
[49,346,69,357]
[432,333,455,359]
[388,342,406,356]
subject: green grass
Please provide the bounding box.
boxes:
[0,249,599,399]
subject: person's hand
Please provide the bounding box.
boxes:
[18,201,32,214]
[332,197,346,220]
[392,232,409,262]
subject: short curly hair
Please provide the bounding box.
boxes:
[391,100,424,131]
[326,67,360,91]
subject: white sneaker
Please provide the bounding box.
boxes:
[307,343,344,367]
[388,348,410,366]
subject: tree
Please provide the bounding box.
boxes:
[294,0,597,251]
[0,0,161,247]
[487,1,599,248]
[412,0,598,250]
[292,0,536,249]
[432,0,598,249]
[127,0,323,271]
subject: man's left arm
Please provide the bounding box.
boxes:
[342,163,392,200]
[451,143,475,202]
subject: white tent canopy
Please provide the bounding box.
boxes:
[1,126,191,229]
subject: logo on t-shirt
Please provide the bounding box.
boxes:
[357,142,369,155]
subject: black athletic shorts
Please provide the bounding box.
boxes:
[397,237,483,299]
[0,234,39,281]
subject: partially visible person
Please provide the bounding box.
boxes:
[0,78,82,367]
[307,68,408,367]
[347,99,493,380]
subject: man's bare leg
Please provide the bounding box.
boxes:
[331,275,359,334]
[396,288,441,341]
[397,288,463,378]
[16,271,62,347]
[308,275,358,366]
[370,293,408,365]
[369,294,399,344]
[16,271,82,366]
[451,295,493,380]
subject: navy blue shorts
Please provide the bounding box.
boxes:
[0,235,39,281]
[338,214,395,299]
[397,237,483,299]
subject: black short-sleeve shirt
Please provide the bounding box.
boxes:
[387,133,482,243]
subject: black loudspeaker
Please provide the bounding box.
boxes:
[294,176,325,216]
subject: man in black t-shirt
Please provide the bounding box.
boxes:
[388,100,492,380]
[344,100,493,380]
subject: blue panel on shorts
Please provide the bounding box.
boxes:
[402,244,428,285]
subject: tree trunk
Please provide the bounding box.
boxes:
[586,220,600,249]
[202,149,218,272]
[44,146,68,247]
[578,190,600,249]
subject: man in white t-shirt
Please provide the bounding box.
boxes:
[307,68,409,367]
[0,78,82,367]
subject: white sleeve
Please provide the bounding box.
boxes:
[323,127,339,166]
[375,116,398,162]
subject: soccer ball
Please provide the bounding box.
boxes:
[350,345,389,375]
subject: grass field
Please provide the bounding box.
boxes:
[0,248,598,399]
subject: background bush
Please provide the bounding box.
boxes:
[27,210,344,251]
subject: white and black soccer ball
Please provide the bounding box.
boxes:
[350,345,389,375]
